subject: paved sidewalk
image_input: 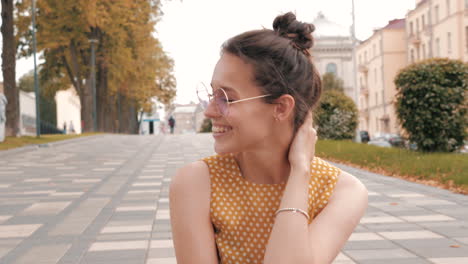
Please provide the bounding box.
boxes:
[0,134,467,264]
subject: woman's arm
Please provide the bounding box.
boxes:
[169,161,219,264]
[264,111,368,264]
[264,169,368,264]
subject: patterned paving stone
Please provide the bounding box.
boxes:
[0,134,467,264]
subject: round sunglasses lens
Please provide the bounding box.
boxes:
[214,89,229,116]
[196,88,210,110]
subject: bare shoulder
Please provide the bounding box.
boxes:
[332,170,368,205]
[170,160,211,199]
[171,161,210,187]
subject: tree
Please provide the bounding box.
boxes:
[17,70,34,92]
[314,89,358,140]
[15,0,176,134]
[1,0,19,136]
[394,58,467,152]
[199,118,212,133]
[322,72,344,93]
[17,70,57,130]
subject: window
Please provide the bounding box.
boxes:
[359,55,362,65]
[326,63,337,75]
[422,43,426,59]
[410,22,414,36]
[364,51,368,62]
[465,26,468,52]
[435,38,440,57]
[422,15,425,29]
[417,47,420,60]
[382,91,384,104]
[446,0,450,16]
[416,18,419,33]
[373,44,376,57]
[410,49,415,62]
[374,68,377,84]
[448,32,452,54]
[435,5,439,23]
[375,92,378,106]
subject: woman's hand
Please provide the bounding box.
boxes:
[288,110,317,172]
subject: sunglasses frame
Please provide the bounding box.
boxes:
[196,82,271,116]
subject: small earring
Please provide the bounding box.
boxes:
[274,116,279,122]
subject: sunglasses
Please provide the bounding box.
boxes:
[196,82,271,116]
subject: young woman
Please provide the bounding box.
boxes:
[169,12,368,264]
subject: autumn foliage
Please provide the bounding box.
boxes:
[16,0,176,133]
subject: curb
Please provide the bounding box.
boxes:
[0,134,107,158]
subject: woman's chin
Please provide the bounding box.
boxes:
[214,142,235,155]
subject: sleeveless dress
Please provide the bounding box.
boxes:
[202,153,341,264]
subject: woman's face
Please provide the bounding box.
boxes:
[205,52,276,154]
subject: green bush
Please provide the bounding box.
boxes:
[314,90,358,140]
[199,118,212,133]
[394,58,468,152]
[322,72,344,93]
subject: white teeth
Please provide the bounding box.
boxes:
[213,126,231,133]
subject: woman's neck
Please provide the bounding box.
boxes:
[234,147,291,184]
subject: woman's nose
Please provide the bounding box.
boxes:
[204,99,221,118]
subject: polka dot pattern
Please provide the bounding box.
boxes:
[202,153,340,264]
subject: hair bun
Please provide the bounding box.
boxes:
[273,12,315,51]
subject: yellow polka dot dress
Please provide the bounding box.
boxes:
[202,153,341,264]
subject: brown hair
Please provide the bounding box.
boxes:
[222,12,322,131]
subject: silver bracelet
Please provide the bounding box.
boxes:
[274,207,310,221]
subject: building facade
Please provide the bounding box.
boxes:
[311,12,357,101]
[356,19,407,138]
[168,103,204,134]
[407,0,468,63]
[55,87,82,134]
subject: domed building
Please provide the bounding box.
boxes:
[310,12,356,101]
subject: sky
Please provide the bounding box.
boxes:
[1,0,416,104]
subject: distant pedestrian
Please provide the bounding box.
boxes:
[0,93,7,142]
[69,121,75,134]
[168,116,175,134]
[63,122,67,134]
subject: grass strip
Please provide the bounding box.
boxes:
[316,140,468,194]
[0,133,102,151]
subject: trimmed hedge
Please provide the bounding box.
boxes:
[394,58,468,152]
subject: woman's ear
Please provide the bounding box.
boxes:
[273,94,295,121]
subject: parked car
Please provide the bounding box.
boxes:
[360,131,370,143]
[384,134,405,147]
[367,137,392,148]
[368,133,405,148]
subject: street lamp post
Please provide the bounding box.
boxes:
[351,0,361,143]
[31,0,40,137]
[89,38,99,132]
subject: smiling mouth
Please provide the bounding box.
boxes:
[212,126,232,134]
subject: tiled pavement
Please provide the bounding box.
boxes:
[0,134,467,264]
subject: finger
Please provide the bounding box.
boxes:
[302,110,313,127]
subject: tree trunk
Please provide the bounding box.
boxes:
[1,0,19,137]
[96,60,117,133]
[119,95,139,134]
[80,79,93,132]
